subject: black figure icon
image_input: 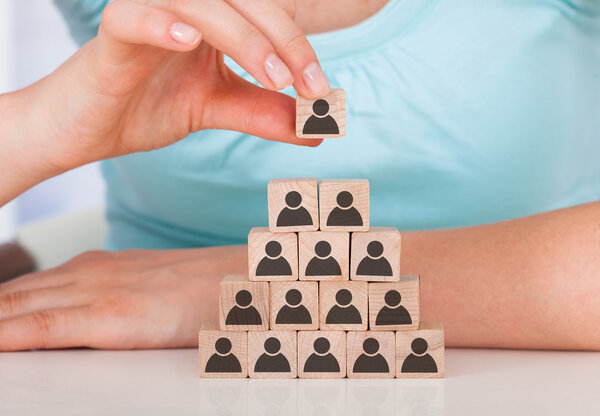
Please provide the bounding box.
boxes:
[375,290,412,326]
[256,241,292,277]
[225,290,262,326]
[325,289,362,325]
[401,338,438,373]
[276,191,313,227]
[275,289,312,324]
[304,337,340,373]
[305,241,341,276]
[205,337,242,373]
[356,241,392,276]
[302,99,339,135]
[254,337,291,373]
[352,338,390,373]
[326,191,363,227]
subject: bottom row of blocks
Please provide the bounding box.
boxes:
[199,322,443,379]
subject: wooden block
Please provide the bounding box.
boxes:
[319,281,368,330]
[368,275,420,331]
[296,88,346,138]
[219,275,269,331]
[268,178,319,233]
[319,179,369,232]
[199,330,248,378]
[346,331,395,379]
[395,322,445,378]
[351,227,401,282]
[298,231,350,281]
[270,281,319,330]
[248,227,298,282]
[248,331,297,378]
[297,331,347,378]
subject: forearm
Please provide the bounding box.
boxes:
[403,201,600,350]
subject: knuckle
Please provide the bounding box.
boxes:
[101,0,122,28]
[101,296,136,317]
[279,32,309,57]
[0,291,25,314]
[29,310,57,332]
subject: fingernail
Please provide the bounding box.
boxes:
[303,62,330,97]
[170,23,201,46]
[264,53,293,90]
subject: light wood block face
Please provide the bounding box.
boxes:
[299,231,350,281]
[297,331,347,378]
[319,179,369,232]
[219,275,269,331]
[395,322,445,379]
[199,331,248,378]
[270,281,319,330]
[319,281,368,330]
[268,178,318,233]
[346,331,395,379]
[248,227,298,282]
[351,227,401,282]
[248,331,297,378]
[296,89,346,139]
[368,275,420,331]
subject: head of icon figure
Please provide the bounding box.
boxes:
[215,337,232,355]
[285,191,302,209]
[285,289,303,306]
[367,241,384,259]
[313,337,331,355]
[336,191,353,209]
[264,337,281,355]
[312,99,329,117]
[384,290,401,308]
[411,338,429,355]
[314,241,332,258]
[265,240,282,258]
[362,338,380,356]
[235,290,253,308]
[335,289,353,307]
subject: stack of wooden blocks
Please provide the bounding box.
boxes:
[199,178,444,379]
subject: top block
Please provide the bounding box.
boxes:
[319,179,369,232]
[296,89,346,138]
[268,178,319,232]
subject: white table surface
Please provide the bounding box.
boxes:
[1,348,599,415]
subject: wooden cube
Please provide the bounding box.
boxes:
[270,281,319,330]
[346,331,395,379]
[351,227,401,282]
[395,322,445,379]
[219,275,269,331]
[319,281,368,330]
[199,330,248,378]
[248,227,298,282]
[298,331,346,378]
[319,179,369,232]
[368,275,420,331]
[299,231,349,281]
[296,88,346,138]
[268,178,319,233]
[248,331,297,378]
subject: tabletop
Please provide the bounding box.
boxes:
[1,348,599,415]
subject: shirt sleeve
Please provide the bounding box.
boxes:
[53,0,113,46]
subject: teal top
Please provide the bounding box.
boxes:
[55,0,600,250]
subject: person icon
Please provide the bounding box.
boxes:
[276,191,313,227]
[302,99,339,135]
[256,241,292,276]
[352,338,390,373]
[305,241,341,276]
[356,241,392,276]
[401,338,438,373]
[275,289,312,324]
[304,337,340,372]
[225,290,263,325]
[205,337,242,373]
[325,289,362,324]
[326,191,363,227]
[254,337,291,373]
[375,290,412,326]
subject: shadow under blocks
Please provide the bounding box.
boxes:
[199,177,444,378]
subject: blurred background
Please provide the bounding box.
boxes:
[0,0,105,243]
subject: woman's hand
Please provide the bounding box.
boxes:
[0,245,247,351]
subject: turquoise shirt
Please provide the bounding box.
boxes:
[55,0,600,250]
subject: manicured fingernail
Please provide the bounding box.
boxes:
[170,23,201,45]
[264,53,293,90]
[303,62,330,97]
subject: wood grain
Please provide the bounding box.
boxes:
[319,179,369,232]
[199,330,248,378]
[296,89,346,139]
[270,281,319,330]
[297,330,347,379]
[395,322,445,379]
[268,178,319,233]
[248,331,297,378]
[319,281,368,330]
[346,331,395,379]
[351,227,401,282]
[298,231,350,281]
[368,275,420,331]
[219,275,269,331]
[248,227,298,282]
